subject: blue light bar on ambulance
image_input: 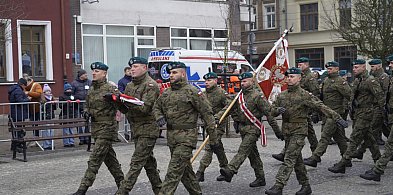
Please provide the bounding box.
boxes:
[150,51,175,57]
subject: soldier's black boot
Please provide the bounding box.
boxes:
[328,162,346,174]
[216,174,226,181]
[195,171,204,182]
[360,169,381,181]
[350,150,364,160]
[249,177,266,187]
[390,155,393,161]
[345,160,352,167]
[72,187,88,195]
[295,184,312,195]
[303,157,318,167]
[265,185,283,195]
[115,188,129,195]
[220,168,234,182]
[272,153,284,162]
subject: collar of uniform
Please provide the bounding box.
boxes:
[287,84,300,92]
[371,68,384,78]
[132,72,147,84]
[92,79,107,88]
[170,79,187,90]
[328,72,339,78]
[356,70,369,80]
[302,68,311,76]
[242,85,254,94]
[206,84,217,93]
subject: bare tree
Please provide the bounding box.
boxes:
[322,0,393,63]
[0,0,27,41]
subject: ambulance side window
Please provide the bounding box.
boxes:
[212,63,237,73]
[240,64,252,73]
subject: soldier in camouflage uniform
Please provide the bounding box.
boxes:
[219,72,284,188]
[195,72,229,182]
[272,57,320,162]
[328,59,383,174]
[353,59,389,160]
[153,61,220,195]
[265,67,347,195]
[73,62,124,195]
[116,57,162,195]
[303,61,351,167]
[360,55,393,182]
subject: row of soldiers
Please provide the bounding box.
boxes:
[70,54,393,195]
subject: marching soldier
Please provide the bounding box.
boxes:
[360,54,393,181]
[328,59,383,174]
[195,72,229,182]
[73,62,124,195]
[272,57,320,162]
[303,61,351,167]
[219,72,283,188]
[116,57,162,195]
[153,61,221,195]
[265,67,347,195]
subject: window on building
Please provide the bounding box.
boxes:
[0,23,6,79]
[264,4,276,29]
[339,0,351,28]
[334,46,357,72]
[300,3,319,32]
[171,28,188,49]
[295,48,324,68]
[136,26,155,59]
[21,25,46,79]
[171,28,227,51]
[213,30,228,50]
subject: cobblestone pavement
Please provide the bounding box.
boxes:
[1,122,393,195]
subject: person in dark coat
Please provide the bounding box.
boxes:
[8,78,30,122]
[59,82,79,147]
[117,66,132,93]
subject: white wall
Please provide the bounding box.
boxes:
[81,0,228,28]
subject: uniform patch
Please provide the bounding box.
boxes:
[148,83,154,87]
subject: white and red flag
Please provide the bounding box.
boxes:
[256,38,289,104]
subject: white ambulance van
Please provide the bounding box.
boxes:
[147,48,254,88]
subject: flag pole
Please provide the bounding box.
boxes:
[190,28,293,163]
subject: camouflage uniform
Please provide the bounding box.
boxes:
[300,68,320,151]
[220,85,281,183]
[78,79,124,190]
[153,79,218,195]
[271,84,342,189]
[330,70,383,171]
[197,85,229,174]
[116,72,162,195]
[309,72,351,161]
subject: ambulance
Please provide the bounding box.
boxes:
[148,48,254,90]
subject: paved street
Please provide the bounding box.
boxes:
[1,122,393,195]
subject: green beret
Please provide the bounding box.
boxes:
[285,67,302,76]
[166,61,187,73]
[203,72,218,80]
[369,59,382,65]
[128,56,148,66]
[90,62,108,71]
[386,55,393,62]
[325,61,339,68]
[352,59,366,65]
[339,70,347,77]
[238,72,253,80]
[295,57,309,63]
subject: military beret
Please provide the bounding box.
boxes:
[166,61,187,73]
[285,67,302,76]
[238,72,253,80]
[339,70,347,77]
[295,57,309,63]
[369,59,382,65]
[128,56,148,66]
[203,72,218,80]
[90,62,108,71]
[352,59,366,65]
[386,55,393,62]
[325,61,339,68]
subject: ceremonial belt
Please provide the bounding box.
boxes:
[238,92,267,146]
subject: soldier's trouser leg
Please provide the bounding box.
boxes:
[80,139,123,188]
[373,125,393,174]
[342,117,380,162]
[248,137,265,179]
[357,109,384,154]
[120,137,161,194]
[307,117,318,152]
[198,134,228,173]
[159,145,201,195]
[275,135,308,187]
[313,118,348,158]
[227,133,258,173]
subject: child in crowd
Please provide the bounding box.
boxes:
[41,84,56,150]
[59,82,79,147]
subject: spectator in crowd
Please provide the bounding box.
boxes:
[41,84,56,150]
[8,78,30,151]
[71,69,92,145]
[118,66,132,93]
[25,76,42,138]
[59,82,79,147]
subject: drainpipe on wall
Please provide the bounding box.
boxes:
[61,0,67,81]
